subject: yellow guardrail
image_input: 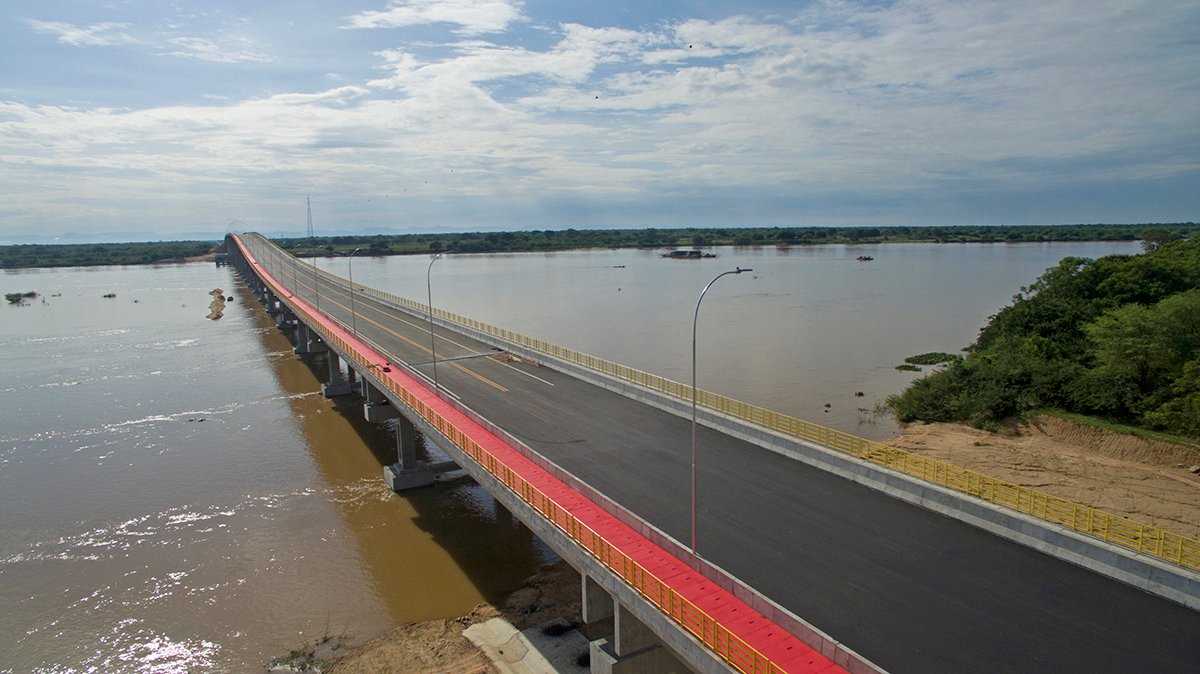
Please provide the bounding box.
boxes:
[234,235,792,674]
[244,235,1200,573]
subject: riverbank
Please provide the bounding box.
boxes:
[885,414,1200,540]
[322,561,584,673]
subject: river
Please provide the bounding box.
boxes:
[0,239,1141,672]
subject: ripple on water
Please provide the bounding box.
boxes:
[40,620,224,674]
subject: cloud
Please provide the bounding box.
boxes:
[26,20,137,47]
[4,0,1198,236]
[159,36,273,63]
[344,0,524,35]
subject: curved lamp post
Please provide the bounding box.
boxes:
[427,253,444,390]
[348,247,364,336]
[691,267,753,555]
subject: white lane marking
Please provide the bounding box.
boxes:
[492,359,556,387]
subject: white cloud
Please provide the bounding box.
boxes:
[160,36,273,63]
[4,0,1198,236]
[344,0,524,35]
[26,20,137,47]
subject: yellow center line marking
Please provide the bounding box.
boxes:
[283,266,510,394]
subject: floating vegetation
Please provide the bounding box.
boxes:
[6,291,37,304]
[895,364,922,372]
[904,352,961,366]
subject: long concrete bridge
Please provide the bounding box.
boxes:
[225,233,1200,673]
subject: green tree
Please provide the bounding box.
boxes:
[1144,360,1200,435]
[1140,228,1178,252]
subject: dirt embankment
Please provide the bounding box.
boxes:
[326,562,582,674]
[885,415,1200,540]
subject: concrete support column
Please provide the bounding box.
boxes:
[276,308,295,330]
[384,415,434,491]
[589,603,685,674]
[582,575,615,625]
[293,322,327,354]
[614,604,657,656]
[395,416,419,470]
[293,322,311,355]
[322,353,352,397]
[364,382,399,422]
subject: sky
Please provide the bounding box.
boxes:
[1,0,1197,242]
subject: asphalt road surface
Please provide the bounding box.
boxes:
[243,236,1200,673]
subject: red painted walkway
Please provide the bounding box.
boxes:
[232,235,847,674]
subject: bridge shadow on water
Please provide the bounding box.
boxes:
[234,281,555,627]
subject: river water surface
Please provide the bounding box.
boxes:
[0,240,1140,672]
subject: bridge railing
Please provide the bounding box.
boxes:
[234,235,792,674]
[245,235,1200,574]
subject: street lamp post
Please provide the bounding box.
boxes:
[691,267,752,555]
[426,253,444,390]
[348,247,364,336]
[312,253,320,313]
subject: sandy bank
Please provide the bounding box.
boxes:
[326,561,584,674]
[885,414,1200,540]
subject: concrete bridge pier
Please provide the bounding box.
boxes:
[261,287,278,313]
[276,308,296,331]
[363,382,398,422]
[321,352,353,397]
[384,415,436,491]
[293,322,311,354]
[293,322,328,355]
[584,577,686,674]
[361,381,446,491]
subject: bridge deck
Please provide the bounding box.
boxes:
[233,235,843,673]
[236,234,1200,673]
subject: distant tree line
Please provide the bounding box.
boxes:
[277,223,1198,257]
[888,234,1200,439]
[0,241,217,269]
[3,224,1197,269]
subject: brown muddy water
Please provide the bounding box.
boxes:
[0,262,549,673]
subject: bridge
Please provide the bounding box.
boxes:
[225,233,1200,673]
